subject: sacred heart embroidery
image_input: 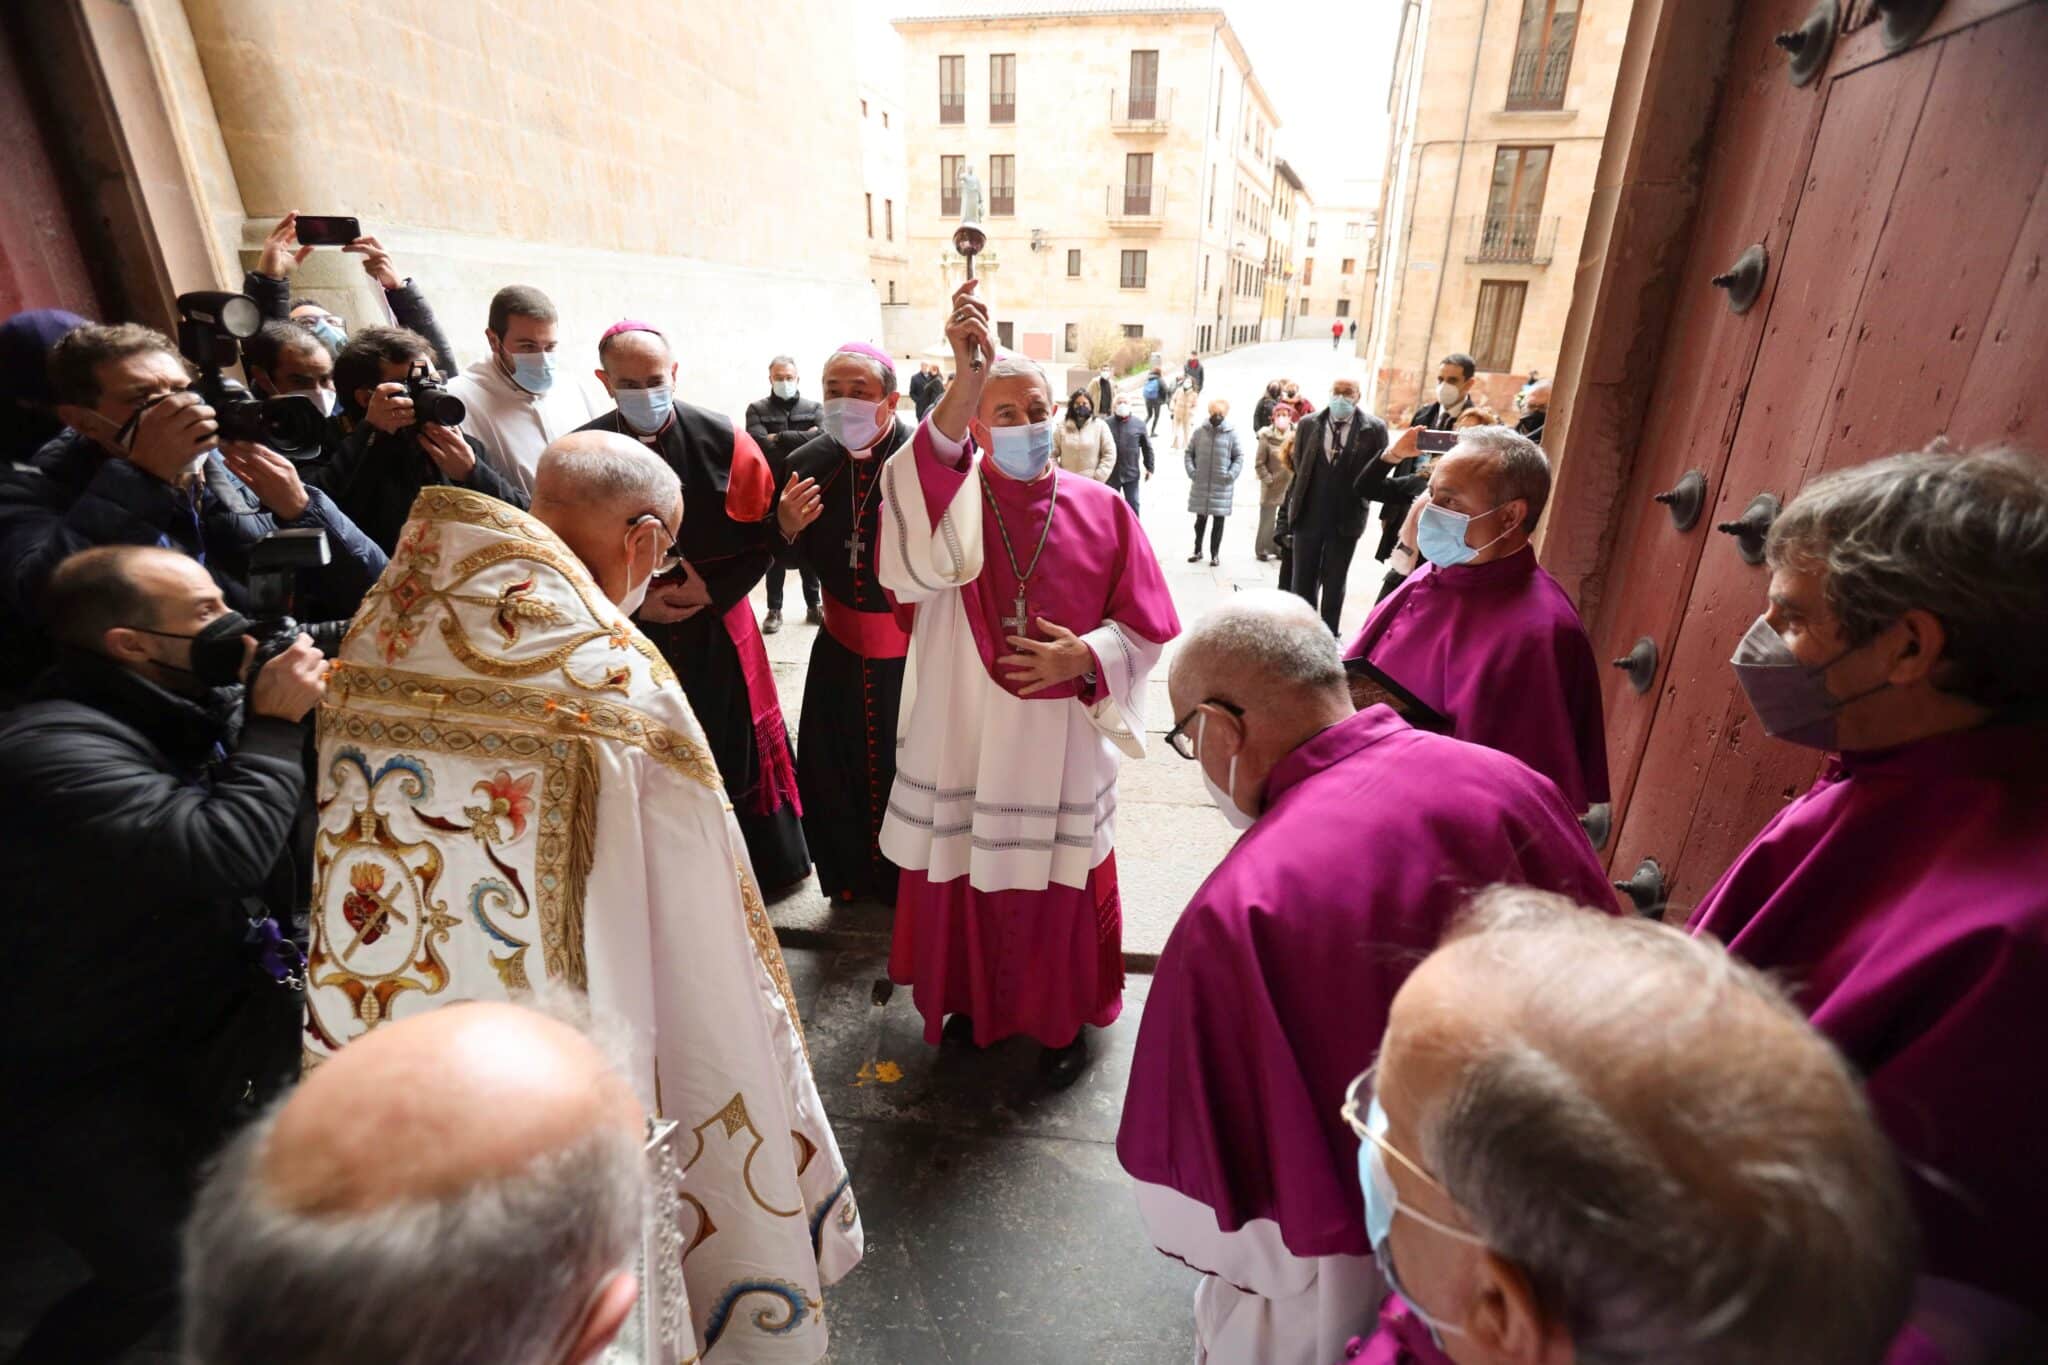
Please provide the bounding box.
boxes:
[341,862,401,948]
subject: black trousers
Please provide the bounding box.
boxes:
[1144,397,1162,431]
[764,556,819,611]
[1289,522,1360,633]
[1192,515,1226,557]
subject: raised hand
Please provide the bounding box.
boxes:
[221,440,310,519]
[778,472,823,542]
[257,212,313,279]
[343,235,403,291]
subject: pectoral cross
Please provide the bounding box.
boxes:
[1002,591,1030,636]
[845,529,867,568]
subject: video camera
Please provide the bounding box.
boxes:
[243,526,330,676]
[175,291,328,456]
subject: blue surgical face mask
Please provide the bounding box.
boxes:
[772,379,799,401]
[1328,395,1357,422]
[1357,1096,1482,1349]
[986,419,1053,480]
[1416,500,1509,569]
[508,350,557,395]
[310,320,345,353]
[615,384,673,435]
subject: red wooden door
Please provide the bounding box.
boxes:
[0,22,99,318]
[1592,0,2048,916]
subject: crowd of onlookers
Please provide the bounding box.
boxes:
[0,205,2044,1365]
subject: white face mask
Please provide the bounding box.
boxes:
[618,526,658,616]
[1436,380,1463,409]
[821,395,886,451]
[772,378,799,401]
[1200,714,1257,830]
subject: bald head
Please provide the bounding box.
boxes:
[1172,589,1346,704]
[183,1002,649,1365]
[1371,890,1913,1365]
[530,430,682,607]
[264,1001,641,1213]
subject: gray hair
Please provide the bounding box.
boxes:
[768,354,797,370]
[1413,888,1913,1365]
[181,1103,645,1365]
[1179,589,1345,693]
[1455,425,1552,529]
[1767,445,2048,708]
[535,433,681,514]
[986,350,1051,400]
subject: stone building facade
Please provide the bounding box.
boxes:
[891,0,1283,371]
[4,0,884,419]
[1362,0,1632,419]
[1296,198,1376,349]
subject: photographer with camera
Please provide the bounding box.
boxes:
[0,321,387,692]
[0,545,322,1361]
[242,211,459,376]
[327,325,527,552]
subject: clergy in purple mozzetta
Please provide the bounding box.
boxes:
[1341,424,1609,812]
[1691,447,2048,1356]
[1117,591,1616,1365]
[877,280,1179,1089]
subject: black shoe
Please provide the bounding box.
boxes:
[805,604,824,626]
[942,1013,978,1048]
[1210,555,1221,567]
[1188,552,1203,563]
[1039,1033,1091,1089]
[763,609,783,634]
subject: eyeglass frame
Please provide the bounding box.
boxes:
[1165,697,1244,759]
[630,512,685,577]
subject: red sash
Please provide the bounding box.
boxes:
[822,592,911,660]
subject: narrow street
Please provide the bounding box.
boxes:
[754,337,1388,1363]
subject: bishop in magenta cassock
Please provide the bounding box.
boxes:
[1342,425,1608,812]
[580,321,810,890]
[1689,448,2048,1353]
[770,344,914,906]
[1119,591,1617,1365]
[877,281,1179,1086]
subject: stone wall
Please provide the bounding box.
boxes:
[177,0,881,419]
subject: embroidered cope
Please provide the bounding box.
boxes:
[314,487,862,1364]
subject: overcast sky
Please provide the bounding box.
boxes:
[1226,0,1405,205]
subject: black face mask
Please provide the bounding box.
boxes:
[1071,406,1091,423]
[130,611,253,687]
[1208,413,1223,427]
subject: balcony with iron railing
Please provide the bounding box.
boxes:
[1106,182,1164,228]
[1466,212,1558,264]
[1505,46,1572,110]
[1110,86,1172,131]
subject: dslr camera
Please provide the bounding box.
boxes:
[175,291,328,456]
[403,360,466,427]
[243,527,330,676]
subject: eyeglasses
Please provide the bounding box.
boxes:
[631,513,685,576]
[294,313,344,330]
[1165,698,1243,759]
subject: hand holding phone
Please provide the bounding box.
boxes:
[293,215,362,248]
[1416,429,1458,456]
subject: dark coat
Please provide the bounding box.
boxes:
[1108,413,1155,484]
[0,651,305,1116]
[909,371,942,418]
[1284,408,1392,541]
[745,393,824,467]
[319,421,525,554]
[0,431,389,692]
[1092,375,1116,415]
[1185,360,1205,392]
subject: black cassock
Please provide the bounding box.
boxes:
[774,418,912,906]
[580,403,811,890]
